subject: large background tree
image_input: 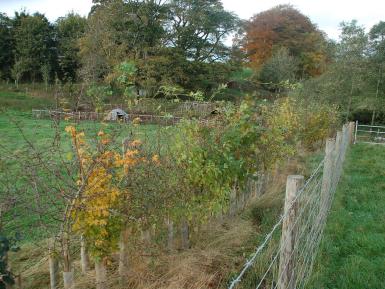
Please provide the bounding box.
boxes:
[0,13,14,81]
[80,0,168,88]
[12,12,56,83]
[243,4,329,78]
[294,20,379,122]
[167,0,238,62]
[56,13,87,82]
[367,21,385,124]
[79,0,238,96]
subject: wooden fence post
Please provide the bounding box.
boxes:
[334,131,342,172]
[320,138,335,222]
[278,175,304,289]
[80,235,90,274]
[341,124,348,163]
[348,122,355,144]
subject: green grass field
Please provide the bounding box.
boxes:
[0,111,173,242]
[310,143,385,288]
[0,88,174,242]
[0,89,54,111]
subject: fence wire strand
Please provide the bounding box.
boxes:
[229,125,351,289]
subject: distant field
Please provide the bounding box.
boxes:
[0,89,54,111]
[310,144,385,288]
[0,110,173,242]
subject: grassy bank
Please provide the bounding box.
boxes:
[310,143,385,288]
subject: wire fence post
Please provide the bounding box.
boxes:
[333,131,341,186]
[278,175,304,289]
[342,124,348,163]
[348,122,355,144]
[354,121,358,144]
[320,138,335,224]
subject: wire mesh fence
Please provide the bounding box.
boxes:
[229,122,354,289]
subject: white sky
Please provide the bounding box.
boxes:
[1,0,384,40]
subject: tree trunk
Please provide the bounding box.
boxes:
[95,259,107,289]
[80,235,90,274]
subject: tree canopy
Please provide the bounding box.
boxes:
[243,4,329,77]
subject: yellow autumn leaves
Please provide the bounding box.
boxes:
[65,125,160,258]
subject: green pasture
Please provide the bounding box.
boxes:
[0,108,173,242]
[309,144,385,288]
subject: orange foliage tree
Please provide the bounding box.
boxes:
[243,4,329,77]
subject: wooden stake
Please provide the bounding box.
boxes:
[348,122,355,144]
[320,139,335,222]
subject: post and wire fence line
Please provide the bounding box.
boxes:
[354,121,385,145]
[229,122,355,289]
[31,109,217,126]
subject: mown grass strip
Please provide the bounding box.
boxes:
[309,143,385,289]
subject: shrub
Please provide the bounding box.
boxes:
[299,102,339,149]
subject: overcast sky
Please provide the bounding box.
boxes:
[1,0,384,40]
